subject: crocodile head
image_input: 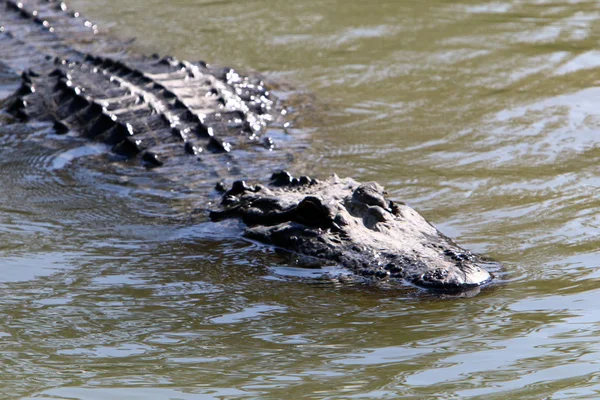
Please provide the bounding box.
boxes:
[211,172,495,293]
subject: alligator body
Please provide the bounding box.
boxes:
[0,0,498,293]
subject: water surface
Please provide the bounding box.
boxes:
[2,0,600,398]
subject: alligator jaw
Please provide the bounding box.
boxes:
[211,173,496,293]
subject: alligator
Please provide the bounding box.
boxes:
[0,0,498,293]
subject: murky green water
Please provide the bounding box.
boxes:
[1,0,600,398]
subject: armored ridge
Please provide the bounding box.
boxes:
[0,0,498,293]
[0,0,278,168]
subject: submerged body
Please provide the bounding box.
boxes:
[0,0,497,292]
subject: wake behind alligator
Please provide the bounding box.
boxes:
[0,0,499,293]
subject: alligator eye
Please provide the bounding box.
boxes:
[367,206,389,223]
[352,183,387,208]
[293,196,331,228]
